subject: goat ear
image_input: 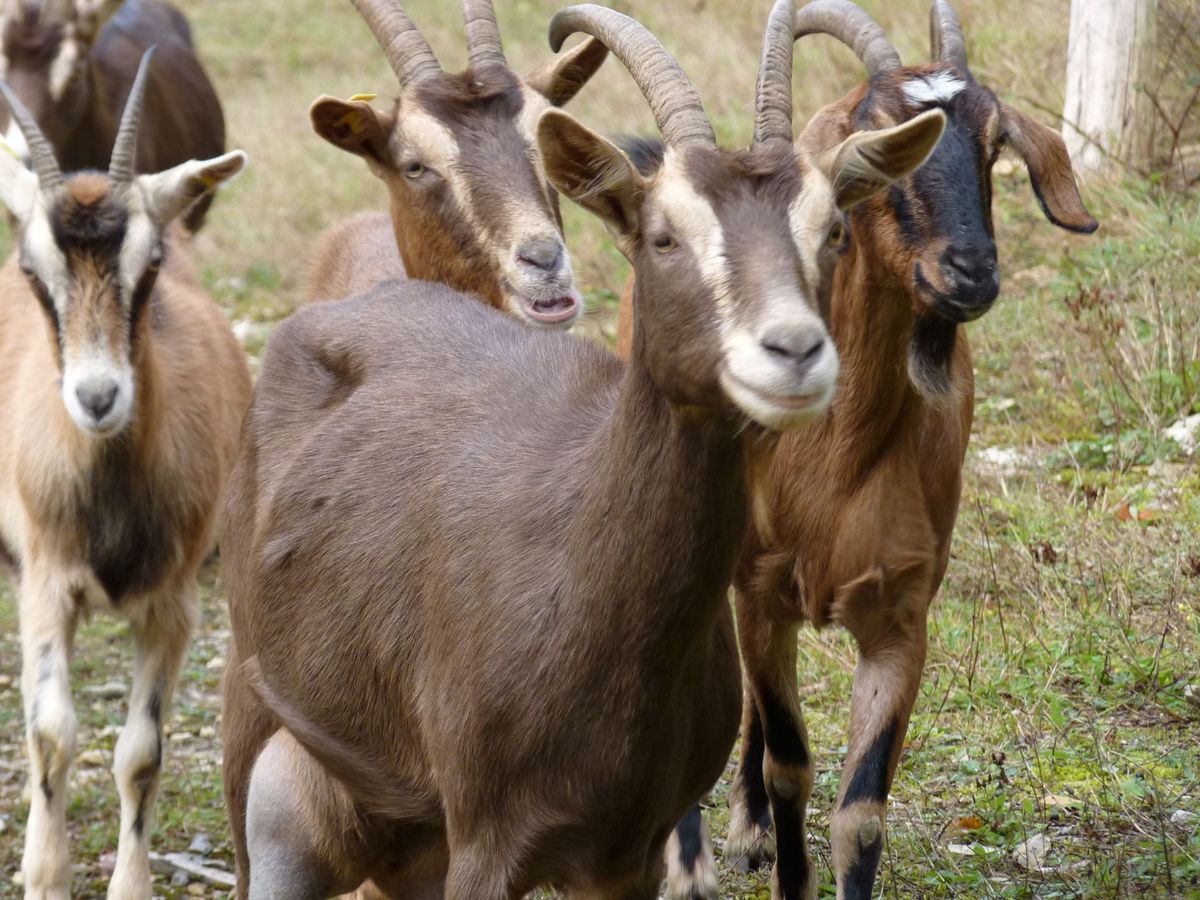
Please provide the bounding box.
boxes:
[537,108,643,238]
[999,102,1098,234]
[525,37,607,107]
[0,143,39,225]
[135,150,246,224]
[309,95,395,168]
[820,108,946,210]
[73,0,122,44]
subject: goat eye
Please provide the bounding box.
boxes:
[652,235,677,253]
[404,162,426,179]
[828,223,846,245]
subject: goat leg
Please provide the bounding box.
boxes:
[739,603,816,900]
[18,561,80,900]
[108,580,197,900]
[663,803,718,899]
[725,689,774,872]
[829,587,929,900]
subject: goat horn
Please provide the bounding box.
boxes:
[462,0,505,71]
[108,46,154,184]
[754,0,798,146]
[350,0,441,87]
[0,81,62,190]
[793,0,901,78]
[549,4,714,148]
[929,0,968,72]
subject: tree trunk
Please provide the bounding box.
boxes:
[1062,0,1157,172]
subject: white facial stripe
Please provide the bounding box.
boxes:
[657,149,730,314]
[120,187,161,297]
[787,173,837,292]
[48,35,80,101]
[902,72,966,107]
[24,199,70,307]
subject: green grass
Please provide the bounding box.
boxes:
[1,0,1199,897]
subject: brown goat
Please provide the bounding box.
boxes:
[642,3,1099,898]
[0,52,249,899]
[0,0,225,231]
[303,0,606,327]
[219,3,944,896]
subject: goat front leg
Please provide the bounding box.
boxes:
[107,581,197,900]
[738,600,815,900]
[19,563,81,900]
[663,804,718,899]
[830,577,930,900]
[725,689,774,871]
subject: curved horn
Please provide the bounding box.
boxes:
[462,0,506,71]
[0,81,63,189]
[793,0,901,78]
[930,0,968,72]
[108,46,154,184]
[350,0,441,87]
[549,4,714,148]
[754,0,798,146]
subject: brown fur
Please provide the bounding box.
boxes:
[304,34,605,306]
[0,172,250,896]
[0,0,225,230]
[638,55,1095,900]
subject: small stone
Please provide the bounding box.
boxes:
[76,749,108,768]
[1184,684,1200,710]
[1170,809,1197,826]
[189,832,213,856]
[11,870,22,887]
[169,731,194,743]
[0,673,12,687]
[81,681,127,699]
[199,726,217,740]
[171,869,190,888]
[1012,833,1049,871]
[206,655,226,671]
[186,883,206,896]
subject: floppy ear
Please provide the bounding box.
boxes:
[820,108,946,210]
[1000,102,1098,233]
[537,108,644,239]
[0,141,39,225]
[525,37,607,107]
[136,150,246,224]
[309,95,396,168]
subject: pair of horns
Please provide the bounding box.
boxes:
[755,0,969,144]
[547,0,969,151]
[0,45,154,189]
[349,0,506,87]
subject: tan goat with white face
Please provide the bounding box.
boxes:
[0,51,250,900]
[305,0,606,327]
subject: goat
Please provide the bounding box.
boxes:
[218,3,944,896]
[0,0,225,231]
[641,2,1099,898]
[302,0,606,327]
[0,50,250,900]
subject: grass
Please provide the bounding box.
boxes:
[1,0,1199,897]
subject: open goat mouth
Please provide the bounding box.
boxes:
[508,287,582,327]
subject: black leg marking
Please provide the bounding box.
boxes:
[759,689,809,768]
[41,775,52,803]
[676,804,705,876]
[769,789,809,900]
[740,703,771,830]
[841,717,899,809]
[843,826,884,900]
[131,747,161,837]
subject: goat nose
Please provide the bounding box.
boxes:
[76,379,118,420]
[760,329,827,374]
[516,238,563,274]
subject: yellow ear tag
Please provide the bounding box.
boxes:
[348,93,377,103]
[0,140,18,160]
[199,172,219,190]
